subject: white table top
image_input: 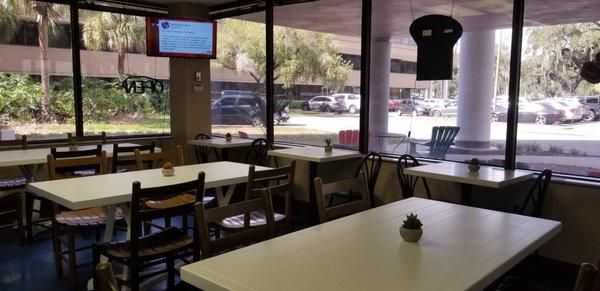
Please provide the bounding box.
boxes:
[0,143,143,167]
[27,161,269,210]
[404,162,534,188]
[188,138,253,149]
[267,146,363,163]
[180,197,561,291]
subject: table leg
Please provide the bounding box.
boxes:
[461,184,473,206]
[308,162,318,224]
[214,185,236,206]
[221,148,229,161]
[100,205,117,243]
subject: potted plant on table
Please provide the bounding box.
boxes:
[324,137,333,155]
[68,136,78,151]
[468,157,481,172]
[162,161,175,176]
[399,213,423,242]
[225,132,232,142]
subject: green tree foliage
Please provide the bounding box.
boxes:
[521,22,600,98]
[82,12,146,76]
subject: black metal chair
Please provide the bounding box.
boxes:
[409,126,460,159]
[244,138,277,167]
[396,154,432,199]
[111,142,156,173]
[194,133,219,163]
[518,169,552,218]
[329,152,382,207]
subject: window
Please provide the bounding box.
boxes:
[515,2,600,177]
[79,9,170,137]
[273,0,361,148]
[210,16,266,139]
[0,3,75,141]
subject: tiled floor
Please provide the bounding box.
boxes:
[0,214,575,291]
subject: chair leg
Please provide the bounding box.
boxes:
[16,192,25,246]
[51,219,63,279]
[67,228,77,290]
[130,263,140,291]
[182,214,188,235]
[143,220,151,235]
[328,193,335,207]
[165,216,171,228]
[92,247,101,291]
[25,193,33,244]
[166,255,175,289]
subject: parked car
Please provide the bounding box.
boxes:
[538,99,582,123]
[212,93,289,126]
[389,97,400,112]
[308,96,335,112]
[491,103,563,125]
[577,96,599,121]
[421,98,447,109]
[398,99,430,116]
[429,100,458,117]
[332,93,361,114]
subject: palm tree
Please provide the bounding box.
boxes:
[82,12,145,76]
[0,0,23,43]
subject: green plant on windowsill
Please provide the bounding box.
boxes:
[68,136,78,151]
[323,137,333,154]
[399,213,423,242]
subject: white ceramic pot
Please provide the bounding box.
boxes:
[225,136,232,142]
[162,168,175,177]
[69,145,78,151]
[468,164,480,172]
[399,227,423,242]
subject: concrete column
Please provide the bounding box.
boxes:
[369,39,391,150]
[168,3,212,160]
[456,30,495,148]
[442,80,449,99]
[428,82,434,98]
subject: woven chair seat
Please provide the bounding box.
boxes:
[55,207,122,227]
[0,176,27,190]
[99,227,193,260]
[217,211,285,229]
[143,194,215,209]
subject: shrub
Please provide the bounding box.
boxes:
[288,100,306,109]
[548,144,564,154]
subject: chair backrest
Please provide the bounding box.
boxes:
[0,135,27,150]
[518,169,552,218]
[397,154,432,199]
[47,149,108,180]
[244,138,276,167]
[194,189,275,259]
[428,126,459,158]
[573,261,600,291]
[49,145,104,178]
[314,171,371,223]
[134,145,184,170]
[355,152,382,206]
[129,173,205,262]
[194,133,218,163]
[111,142,156,173]
[245,160,296,219]
[67,131,107,144]
[95,262,118,291]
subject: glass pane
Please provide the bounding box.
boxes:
[516,1,600,176]
[79,10,171,137]
[369,2,512,166]
[272,0,361,148]
[210,14,266,140]
[0,2,74,140]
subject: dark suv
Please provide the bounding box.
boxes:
[211,92,290,126]
[578,96,599,121]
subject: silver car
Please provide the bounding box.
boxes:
[308,96,335,112]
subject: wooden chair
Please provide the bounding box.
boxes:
[95,262,118,291]
[0,135,27,245]
[47,150,119,289]
[194,133,219,163]
[217,160,296,230]
[67,131,106,144]
[496,260,600,291]
[194,189,276,259]
[244,138,277,167]
[111,142,156,173]
[397,154,432,199]
[314,171,371,223]
[93,174,205,291]
[134,145,214,234]
[329,152,381,207]
[409,126,459,159]
[518,169,552,218]
[25,145,104,244]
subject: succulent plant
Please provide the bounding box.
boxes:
[225,133,232,138]
[324,137,333,146]
[162,161,174,169]
[68,136,76,146]
[402,213,423,230]
[470,157,480,165]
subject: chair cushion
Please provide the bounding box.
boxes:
[99,227,193,260]
[55,207,123,227]
[144,194,215,209]
[0,176,27,190]
[217,211,285,229]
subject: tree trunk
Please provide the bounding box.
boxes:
[33,2,52,122]
[118,48,125,76]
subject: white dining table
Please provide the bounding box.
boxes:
[403,162,534,205]
[267,146,363,222]
[188,137,253,161]
[181,197,561,291]
[27,161,269,242]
